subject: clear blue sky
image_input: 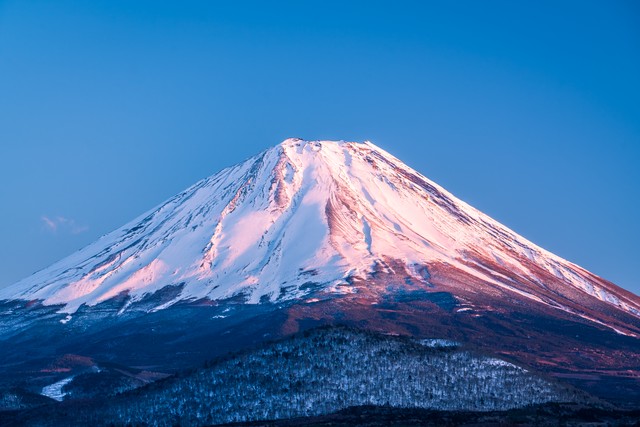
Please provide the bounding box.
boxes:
[1,1,638,294]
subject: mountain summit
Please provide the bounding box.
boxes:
[2,139,640,409]
[2,139,639,334]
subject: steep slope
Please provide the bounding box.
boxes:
[1,139,638,334]
[1,138,639,408]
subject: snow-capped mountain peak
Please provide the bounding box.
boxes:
[1,139,639,335]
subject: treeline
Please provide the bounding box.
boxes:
[0,387,53,412]
[26,327,582,426]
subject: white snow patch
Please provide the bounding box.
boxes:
[484,358,526,372]
[418,339,459,348]
[41,376,74,401]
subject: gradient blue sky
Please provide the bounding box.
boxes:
[1,1,638,294]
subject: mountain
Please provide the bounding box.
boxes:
[2,138,639,324]
[1,139,639,411]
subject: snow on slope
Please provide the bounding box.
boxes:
[1,139,639,322]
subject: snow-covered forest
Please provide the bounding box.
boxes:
[38,326,581,426]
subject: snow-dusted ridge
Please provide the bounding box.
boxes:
[1,139,639,331]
